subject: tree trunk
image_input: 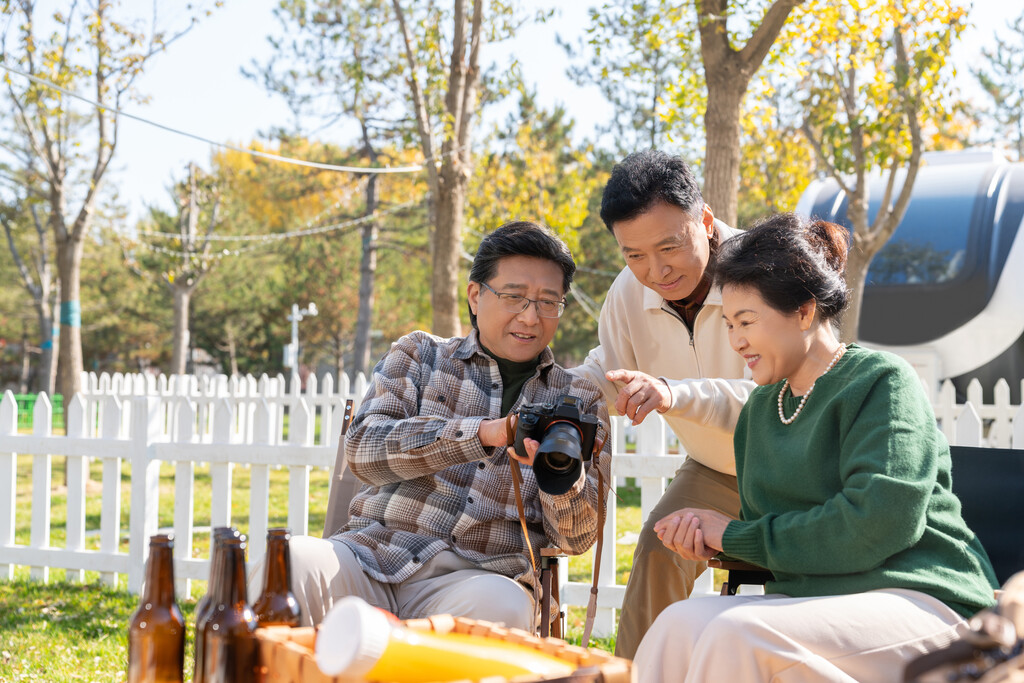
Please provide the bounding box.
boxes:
[171,286,192,375]
[702,79,745,228]
[697,0,803,229]
[335,334,346,383]
[19,324,31,395]
[432,167,466,338]
[224,327,239,377]
[56,237,84,408]
[840,245,872,344]
[353,173,379,376]
[35,290,56,395]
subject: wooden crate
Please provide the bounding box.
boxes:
[254,615,633,683]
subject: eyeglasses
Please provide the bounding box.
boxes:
[478,281,566,319]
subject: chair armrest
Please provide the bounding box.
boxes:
[708,558,768,572]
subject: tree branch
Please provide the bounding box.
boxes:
[456,0,483,162]
[801,119,852,196]
[1,213,41,299]
[697,0,733,70]
[879,25,923,239]
[738,0,803,73]
[447,0,468,138]
[392,0,439,188]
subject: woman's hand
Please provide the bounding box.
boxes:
[654,508,731,561]
[605,369,672,425]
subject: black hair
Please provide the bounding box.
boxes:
[599,149,704,233]
[467,221,576,329]
[715,213,850,322]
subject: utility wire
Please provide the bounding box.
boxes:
[0,60,435,175]
[137,198,420,243]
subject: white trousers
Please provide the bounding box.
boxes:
[633,589,969,683]
[248,535,535,630]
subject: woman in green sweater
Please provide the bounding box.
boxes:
[633,213,997,682]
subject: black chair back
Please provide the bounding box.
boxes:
[949,445,1024,585]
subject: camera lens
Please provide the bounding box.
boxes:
[541,451,574,473]
[534,422,583,495]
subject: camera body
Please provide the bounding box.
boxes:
[513,394,600,495]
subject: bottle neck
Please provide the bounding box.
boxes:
[262,537,292,594]
[215,541,249,606]
[142,543,176,606]
[205,528,236,600]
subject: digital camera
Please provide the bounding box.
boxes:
[513,394,600,495]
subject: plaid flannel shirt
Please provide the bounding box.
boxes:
[335,329,611,593]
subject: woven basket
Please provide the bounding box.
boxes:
[254,615,633,683]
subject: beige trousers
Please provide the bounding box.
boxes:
[614,457,741,659]
[248,535,535,630]
[634,589,967,683]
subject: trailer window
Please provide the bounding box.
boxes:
[867,166,979,286]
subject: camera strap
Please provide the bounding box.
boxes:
[508,459,538,574]
[581,463,606,649]
[507,446,608,649]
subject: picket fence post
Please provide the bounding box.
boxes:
[1013,404,1024,449]
[209,399,236,533]
[173,398,197,598]
[65,395,88,583]
[954,403,983,447]
[249,400,275,571]
[0,391,17,581]
[128,396,164,593]
[288,398,313,538]
[29,394,53,583]
[990,380,1013,448]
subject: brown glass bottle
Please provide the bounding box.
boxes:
[193,527,238,679]
[195,534,258,683]
[127,534,185,683]
[252,528,301,627]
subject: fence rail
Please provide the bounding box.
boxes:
[1,371,1023,637]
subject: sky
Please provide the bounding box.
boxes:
[64,1,1024,223]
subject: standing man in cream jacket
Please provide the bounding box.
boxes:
[571,150,755,659]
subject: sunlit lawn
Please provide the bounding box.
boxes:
[1,451,717,680]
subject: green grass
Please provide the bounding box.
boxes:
[0,578,197,681]
[1,462,722,680]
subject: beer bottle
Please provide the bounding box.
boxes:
[196,527,238,626]
[194,527,238,679]
[195,533,258,683]
[127,534,185,683]
[252,528,301,627]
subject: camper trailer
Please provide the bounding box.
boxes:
[795,149,1024,402]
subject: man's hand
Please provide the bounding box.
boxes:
[606,369,672,425]
[479,418,540,465]
[654,508,730,562]
[507,437,539,467]
[478,417,513,449]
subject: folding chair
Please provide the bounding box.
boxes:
[539,547,566,639]
[321,400,577,642]
[711,445,1024,595]
[322,400,357,538]
[948,445,1024,585]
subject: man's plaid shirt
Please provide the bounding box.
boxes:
[335,329,611,593]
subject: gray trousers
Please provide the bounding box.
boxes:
[249,535,535,630]
[614,457,741,659]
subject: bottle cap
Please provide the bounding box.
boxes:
[315,596,392,677]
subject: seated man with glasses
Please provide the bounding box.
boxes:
[274,221,611,630]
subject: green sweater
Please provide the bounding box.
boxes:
[722,345,998,618]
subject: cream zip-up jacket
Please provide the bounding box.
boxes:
[571,225,754,476]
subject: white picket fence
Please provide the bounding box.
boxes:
[1,371,1023,638]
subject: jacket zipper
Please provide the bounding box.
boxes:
[663,304,703,377]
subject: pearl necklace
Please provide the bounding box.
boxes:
[777,343,847,425]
